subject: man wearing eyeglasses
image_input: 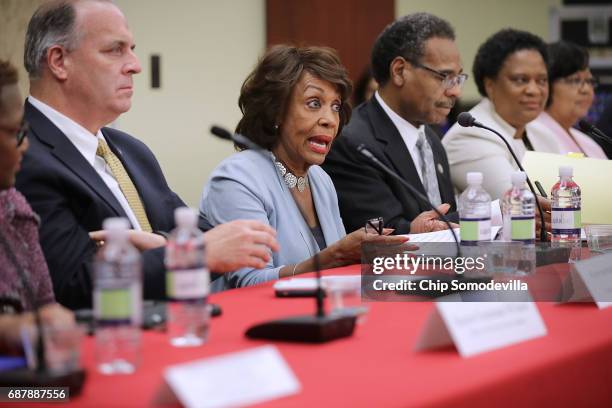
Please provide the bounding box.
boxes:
[15,1,278,309]
[322,12,464,235]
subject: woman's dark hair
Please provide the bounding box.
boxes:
[236,45,352,150]
[546,41,590,107]
[371,12,455,86]
[473,29,548,97]
[353,68,375,106]
[0,60,18,114]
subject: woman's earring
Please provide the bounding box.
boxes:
[273,124,279,131]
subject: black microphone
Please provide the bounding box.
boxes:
[355,144,461,257]
[457,112,547,242]
[210,125,357,342]
[578,120,612,144]
[210,125,262,151]
[457,112,479,127]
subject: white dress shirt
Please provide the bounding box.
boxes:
[375,94,504,224]
[375,91,427,183]
[28,96,142,230]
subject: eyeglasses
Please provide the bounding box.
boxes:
[0,119,28,147]
[507,75,548,88]
[561,76,599,89]
[412,62,468,89]
[365,217,384,235]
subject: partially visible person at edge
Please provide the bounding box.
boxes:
[530,41,607,159]
[0,59,74,355]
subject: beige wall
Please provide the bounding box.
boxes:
[115,0,265,206]
[0,0,45,96]
[2,0,563,206]
[396,0,562,100]
[0,0,265,208]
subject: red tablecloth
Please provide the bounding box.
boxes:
[26,264,612,407]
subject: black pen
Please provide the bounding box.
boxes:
[535,180,547,198]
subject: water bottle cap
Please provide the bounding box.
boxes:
[559,165,573,177]
[102,217,130,231]
[511,171,526,186]
[466,172,483,185]
[175,207,198,227]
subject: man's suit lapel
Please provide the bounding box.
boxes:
[25,102,127,218]
[424,127,454,207]
[366,98,428,197]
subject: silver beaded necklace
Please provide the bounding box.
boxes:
[273,156,309,193]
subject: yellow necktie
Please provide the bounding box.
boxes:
[96,139,153,232]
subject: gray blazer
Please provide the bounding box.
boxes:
[200,149,346,290]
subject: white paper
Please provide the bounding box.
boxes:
[490,199,503,227]
[416,299,547,357]
[572,253,612,309]
[404,228,460,243]
[274,275,360,291]
[400,199,501,243]
[403,226,501,243]
[164,345,300,408]
[414,307,452,352]
[522,151,612,224]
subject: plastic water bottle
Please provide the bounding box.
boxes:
[502,171,536,244]
[551,165,581,245]
[165,207,210,347]
[501,172,537,275]
[459,172,491,244]
[94,218,142,375]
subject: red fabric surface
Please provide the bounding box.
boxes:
[23,264,612,407]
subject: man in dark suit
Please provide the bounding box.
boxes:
[16,0,278,309]
[323,13,466,235]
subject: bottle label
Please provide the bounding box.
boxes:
[167,267,210,301]
[95,287,132,325]
[511,216,535,243]
[552,207,581,235]
[460,218,491,243]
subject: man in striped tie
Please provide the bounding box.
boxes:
[323,13,463,235]
[15,0,278,310]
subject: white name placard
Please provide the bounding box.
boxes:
[566,253,612,309]
[415,296,547,357]
[161,345,300,407]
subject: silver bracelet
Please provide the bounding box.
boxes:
[292,263,299,276]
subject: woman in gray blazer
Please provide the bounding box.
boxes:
[201,46,408,289]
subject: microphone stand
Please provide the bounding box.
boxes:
[458,115,548,242]
[244,253,357,343]
[314,251,324,318]
[210,126,356,342]
[355,145,461,257]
